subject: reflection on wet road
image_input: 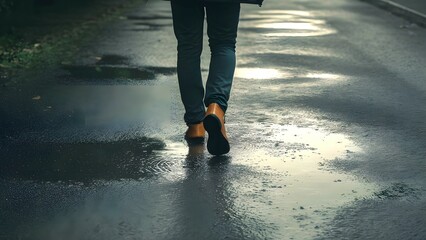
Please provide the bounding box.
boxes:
[1,138,166,181]
[2,0,426,239]
[240,10,336,37]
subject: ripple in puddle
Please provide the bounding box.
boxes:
[225,124,376,238]
[0,138,171,182]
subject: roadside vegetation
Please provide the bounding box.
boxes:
[0,0,144,86]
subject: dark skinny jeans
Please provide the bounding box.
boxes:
[171,1,240,125]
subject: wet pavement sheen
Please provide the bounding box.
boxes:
[1,0,426,239]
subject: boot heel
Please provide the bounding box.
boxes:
[204,114,230,155]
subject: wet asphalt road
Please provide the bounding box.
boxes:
[1,0,426,239]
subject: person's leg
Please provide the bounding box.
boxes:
[204,2,241,113]
[171,1,205,125]
[203,3,240,155]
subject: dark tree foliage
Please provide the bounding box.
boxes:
[0,0,14,13]
[0,0,86,15]
[0,0,94,30]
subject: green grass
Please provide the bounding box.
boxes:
[0,0,145,86]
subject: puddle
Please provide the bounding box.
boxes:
[146,66,176,75]
[239,10,337,37]
[61,65,175,84]
[258,10,313,17]
[95,54,130,65]
[0,80,178,142]
[234,67,289,79]
[305,73,342,80]
[141,122,377,239]
[234,67,347,88]
[224,124,375,238]
[62,65,154,82]
[0,138,168,182]
[257,22,322,30]
[252,47,339,57]
[262,29,336,37]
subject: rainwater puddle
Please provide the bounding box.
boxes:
[258,10,313,17]
[143,122,377,239]
[234,67,289,79]
[257,22,322,30]
[95,54,130,65]
[61,65,175,84]
[1,77,177,142]
[0,138,167,182]
[240,10,337,37]
[226,124,376,238]
[234,67,347,87]
[256,47,339,57]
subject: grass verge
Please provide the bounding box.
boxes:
[0,0,146,86]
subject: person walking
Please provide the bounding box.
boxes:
[171,0,262,155]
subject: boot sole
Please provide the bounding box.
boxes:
[203,114,230,155]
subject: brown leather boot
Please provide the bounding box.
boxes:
[203,103,230,155]
[185,122,205,145]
